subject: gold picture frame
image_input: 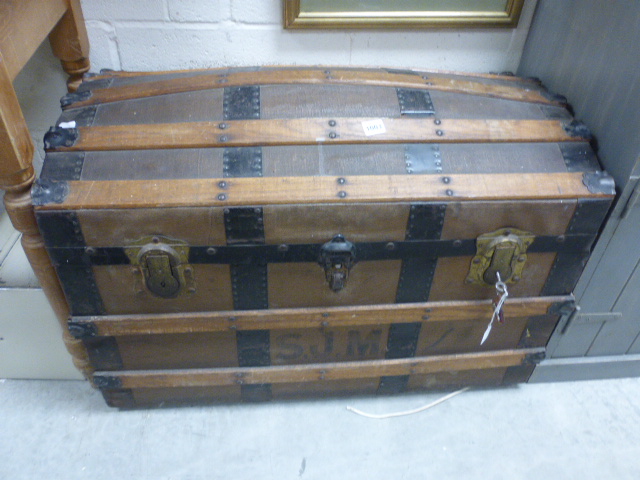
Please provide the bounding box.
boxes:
[284,0,525,29]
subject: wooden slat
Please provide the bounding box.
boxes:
[59,118,583,152]
[74,296,570,337]
[67,68,558,109]
[87,66,538,84]
[40,172,603,211]
[95,348,544,388]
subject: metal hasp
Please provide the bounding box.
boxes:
[124,235,195,298]
[466,228,535,286]
[319,234,357,292]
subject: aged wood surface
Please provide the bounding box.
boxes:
[94,347,544,388]
[49,0,91,91]
[0,57,34,186]
[0,0,93,377]
[74,296,569,336]
[429,253,558,301]
[0,0,67,80]
[268,261,403,308]
[87,66,535,81]
[4,189,92,374]
[60,118,584,152]
[95,264,235,315]
[42,172,601,211]
[67,68,557,109]
[117,331,239,370]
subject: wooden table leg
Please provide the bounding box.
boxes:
[1,53,92,377]
[49,0,90,92]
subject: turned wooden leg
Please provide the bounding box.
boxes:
[1,52,92,377]
[49,0,90,92]
[3,184,93,375]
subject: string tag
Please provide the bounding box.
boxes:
[480,273,509,345]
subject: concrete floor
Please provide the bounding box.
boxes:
[2,377,640,479]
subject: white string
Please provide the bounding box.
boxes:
[346,387,470,419]
[480,273,509,345]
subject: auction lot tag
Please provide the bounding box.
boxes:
[362,119,386,136]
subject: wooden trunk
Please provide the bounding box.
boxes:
[34,67,615,408]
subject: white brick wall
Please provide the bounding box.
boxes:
[81,0,537,73]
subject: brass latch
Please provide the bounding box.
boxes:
[319,234,357,292]
[125,235,195,298]
[466,228,534,286]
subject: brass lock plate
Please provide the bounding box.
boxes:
[466,228,535,286]
[125,235,195,298]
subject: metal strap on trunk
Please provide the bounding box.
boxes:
[380,203,446,394]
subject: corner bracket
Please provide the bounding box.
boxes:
[68,321,98,339]
[60,90,92,109]
[563,120,592,140]
[92,375,123,389]
[31,179,69,206]
[583,171,616,195]
[44,126,79,150]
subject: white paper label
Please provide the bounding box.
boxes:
[362,119,386,136]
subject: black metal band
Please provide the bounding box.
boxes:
[405,204,447,241]
[223,147,263,178]
[46,234,597,268]
[224,207,269,311]
[35,212,105,315]
[560,143,600,173]
[231,264,268,310]
[396,258,439,303]
[101,389,136,409]
[378,322,422,394]
[396,88,435,116]
[40,152,86,182]
[383,204,445,393]
[36,211,85,248]
[224,207,266,245]
[236,330,272,402]
[404,144,443,174]
[378,375,412,395]
[396,203,447,303]
[540,252,590,296]
[223,86,260,120]
[56,265,106,315]
[567,198,613,234]
[386,68,420,76]
[84,337,123,370]
[541,198,612,296]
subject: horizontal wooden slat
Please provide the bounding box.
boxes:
[39,172,604,211]
[57,118,583,152]
[68,68,557,109]
[87,66,533,82]
[94,347,544,388]
[74,296,570,337]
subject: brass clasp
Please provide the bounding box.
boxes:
[125,235,195,298]
[466,228,534,286]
